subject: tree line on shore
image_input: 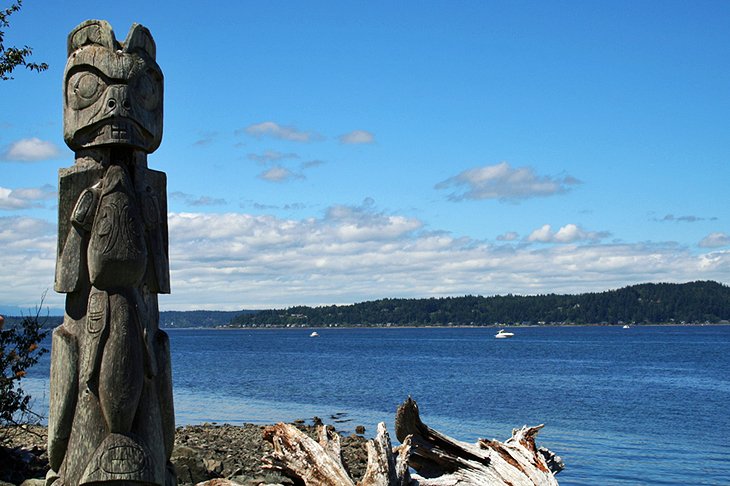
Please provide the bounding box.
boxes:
[5,281,727,329]
[225,281,730,328]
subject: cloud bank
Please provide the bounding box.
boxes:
[699,232,730,248]
[527,224,609,244]
[2,210,728,312]
[436,162,580,202]
[0,185,57,210]
[0,216,57,309]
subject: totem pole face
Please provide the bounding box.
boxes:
[63,20,163,153]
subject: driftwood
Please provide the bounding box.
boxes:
[395,397,563,485]
[262,422,403,486]
[262,423,353,485]
[262,397,563,486]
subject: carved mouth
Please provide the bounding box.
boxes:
[101,119,136,143]
[68,113,162,153]
[76,117,150,149]
[110,123,129,140]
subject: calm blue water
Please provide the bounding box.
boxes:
[24,325,730,485]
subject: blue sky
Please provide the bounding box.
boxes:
[1,0,729,313]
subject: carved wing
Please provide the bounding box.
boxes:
[143,169,170,293]
[48,326,79,471]
[55,164,104,293]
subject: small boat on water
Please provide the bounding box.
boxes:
[495,329,514,339]
[622,324,631,329]
[310,331,319,337]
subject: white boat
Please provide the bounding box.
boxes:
[310,331,319,337]
[622,324,631,329]
[495,329,514,339]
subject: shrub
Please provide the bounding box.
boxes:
[0,298,49,444]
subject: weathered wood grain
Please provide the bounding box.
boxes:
[262,397,563,486]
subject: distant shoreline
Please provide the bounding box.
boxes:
[4,318,726,331]
[158,322,730,331]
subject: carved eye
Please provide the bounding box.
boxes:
[134,71,160,111]
[67,71,106,109]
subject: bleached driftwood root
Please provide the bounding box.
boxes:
[361,422,411,486]
[263,421,405,486]
[262,397,563,486]
[262,423,356,485]
[395,397,564,485]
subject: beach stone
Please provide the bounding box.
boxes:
[355,425,366,434]
[203,458,224,475]
[195,479,238,486]
[340,434,368,480]
[3,423,365,486]
[20,479,45,486]
[171,446,209,485]
[227,475,292,486]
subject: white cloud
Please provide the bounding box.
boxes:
[1,138,62,162]
[699,232,730,248]
[339,130,375,144]
[250,201,306,211]
[241,121,322,142]
[527,224,609,244]
[657,214,714,223]
[435,161,580,202]
[258,166,304,182]
[528,224,554,243]
[170,191,227,207]
[2,212,728,312]
[193,131,218,147]
[161,213,729,309]
[247,150,300,163]
[0,216,59,309]
[0,184,56,210]
[496,231,520,241]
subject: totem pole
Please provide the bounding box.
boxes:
[48,20,175,486]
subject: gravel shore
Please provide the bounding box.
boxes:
[1,421,369,486]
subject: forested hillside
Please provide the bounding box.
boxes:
[228,281,730,327]
[159,310,252,328]
[5,281,727,329]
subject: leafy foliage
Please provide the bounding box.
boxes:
[0,300,49,442]
[0,1,47,81]
[228,281,730,327]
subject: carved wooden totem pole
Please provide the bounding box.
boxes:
[49,20,175,486]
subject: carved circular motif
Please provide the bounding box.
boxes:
[100,444,146,474]
[67,71,106,110]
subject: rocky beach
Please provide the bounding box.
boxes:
[0,421,369,486]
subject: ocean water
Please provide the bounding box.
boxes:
[23,325,730,485]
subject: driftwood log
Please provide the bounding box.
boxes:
[395,397,563,485]
[262,421,409,486]
[262,397,563,485]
